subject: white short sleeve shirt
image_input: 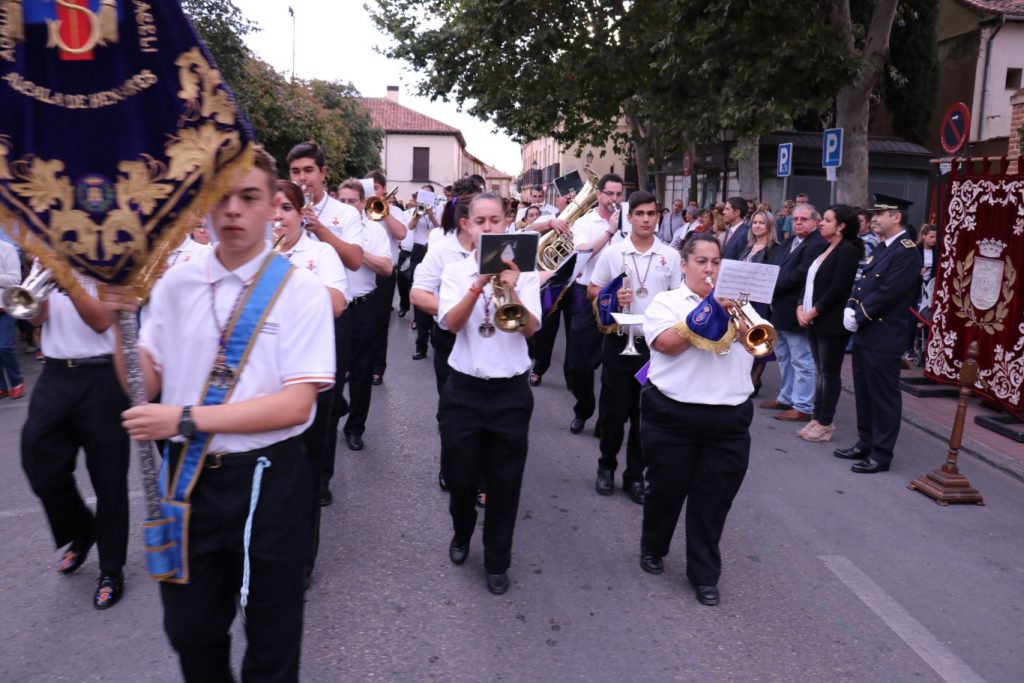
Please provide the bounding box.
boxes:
[313,194,363,246]
[438,255,542,379]
[281,232,348,300]
[590,236,682,325]
[41,277,115,359]
[346,217,392,298]
[167,236,211,269]
[642,282,753,405]
[412,232,473,325]
[140,243,336,452]
[572,209,624,285]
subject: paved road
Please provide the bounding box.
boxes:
[0,314,1021,682]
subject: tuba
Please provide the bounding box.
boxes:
[536,168,600,271]
[366,188,400,221]
[491,276,527,331]
[2,260,57,319]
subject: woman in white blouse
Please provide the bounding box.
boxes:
[437,193,541,596]
[639,232,754,607]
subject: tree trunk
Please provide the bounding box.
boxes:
[736,135,760,200]
[829,0,899,207]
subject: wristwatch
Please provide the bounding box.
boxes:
[178,405,197,438]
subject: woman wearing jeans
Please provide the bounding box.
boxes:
[795,205,863,442]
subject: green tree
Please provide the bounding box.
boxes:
[882,0,939,145]
[310,80,384,179]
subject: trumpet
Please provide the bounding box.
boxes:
[413,202,431,217]
[491,276,527,332]
[620,265,640,356]
[301,184,314,209]
[727,294,778,358]
[366,187,400,221]
[2,260,57,319]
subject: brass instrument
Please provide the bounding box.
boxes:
[620,256,640,356]
[366,187,400,221]
[413,202,431,217]
[536,168,600,271]
[301,184,313,209]
[491,276,527,332]
[2,260,57,319]
[727,293,778,358]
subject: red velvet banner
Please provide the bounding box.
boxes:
[926,157,1024,418]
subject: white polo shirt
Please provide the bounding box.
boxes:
[643,282,753,406]
[280,232,348,300]
[384,205,410,266]
[516,203,558,223]
[311,193,363,246]
[413,232,473,325]
[140,243,335,452]
[438,255,542,379]
[590,236,682,333]
[42,277,115,359]
[167,235,211,269]
[346,216,392,299]
[408,215,433,246]
[572,209,624,285]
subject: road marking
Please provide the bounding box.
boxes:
[820,555,986,683]
[0,491,143,521]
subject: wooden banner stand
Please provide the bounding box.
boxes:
[908,341,985,506]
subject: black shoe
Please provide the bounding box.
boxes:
[319,487,333,507]
[438,470,448,491]
[569,418,585,434]
[625,481,645,505]
[595,469,614,496]
[475,491,487,508]
[486,572,509,595]
[695,584,719,606]
[371,374,383,386]
[58,537,94,575]
[345,433,364,451]
[448,537,469,565]
[851,458,890,474]
[94,572,124,610]
[398,308,408,318]
[412,350,427,360]
[529,373,542,387]
[833,445,867,460]
[640,552,664,575]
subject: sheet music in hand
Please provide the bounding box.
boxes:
[714,259,780,304]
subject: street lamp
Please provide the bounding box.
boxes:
[531,159,539,187]
[585,150,594,168]
[720,129,735,202]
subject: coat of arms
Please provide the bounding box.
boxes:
[952,238,1016,334]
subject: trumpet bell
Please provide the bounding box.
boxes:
[490,276,527,332]
[366,187,400,221]
[1,261,56,320]
[741,324,778,358]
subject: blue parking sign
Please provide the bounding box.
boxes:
[777,143,792,178]
[822,128,843,168]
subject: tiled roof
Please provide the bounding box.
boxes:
[955,0,1024,15]
[358,98,466,146]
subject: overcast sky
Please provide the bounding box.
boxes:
[230,0,523,176]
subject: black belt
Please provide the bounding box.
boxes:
[44,354,114,368]
[349,292,374,305]
[449,369,528,387]
[203,436,302,469]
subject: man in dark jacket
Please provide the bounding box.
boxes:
[760,203,827,421]
[834,203,922,473]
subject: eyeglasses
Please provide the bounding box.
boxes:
[599,190,624,198]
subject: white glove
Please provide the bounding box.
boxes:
[843,307,859,333]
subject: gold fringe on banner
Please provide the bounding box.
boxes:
[672,319,737,354]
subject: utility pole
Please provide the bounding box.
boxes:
[289,6,296,83]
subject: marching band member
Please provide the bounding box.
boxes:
[272,179,347,584]
[21,275,130,609]
[438,192,541,595]
[403,185,440,361]
[639,232,753,607]
[336,179,394,452]
[366,171,409,385]
[588,191,681,503]
[567,173,626,436]
[287,142,363,491]
[103,149,335,680]
[169,214,213,267]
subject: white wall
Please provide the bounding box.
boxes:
[972,22,1024,142]
[382,133,462,199]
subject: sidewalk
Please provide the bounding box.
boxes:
[839,355,1024,482]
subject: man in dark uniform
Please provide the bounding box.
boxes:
[834,201,922,473]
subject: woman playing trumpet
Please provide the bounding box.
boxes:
[639,232,753,607]
[437,192,541,595]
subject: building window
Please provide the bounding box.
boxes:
[1006,68,1022,90]
[413,147,430,182]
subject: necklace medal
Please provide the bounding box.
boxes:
[479,321,496,337]
[210,351,238,390]
[635,286,649,299]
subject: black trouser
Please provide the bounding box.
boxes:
[372,271,397,377]
[439,371,533,573]
[408,245,432,354]
[640,386,751,587]
[530,295,573,382]
[851,342,902,466]
[566,285,602,421]
[324,312,351,485]
[344,293,379,438]
[160,438,311,683]
[396,249,413,313]
[431,324,456,397]
[598,334,648,484]
[809,331,850,427]
[21,361,129,574]
[301,387,334,577]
